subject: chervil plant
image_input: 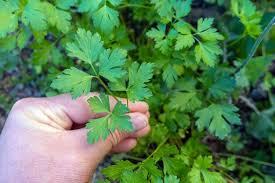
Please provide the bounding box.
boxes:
[0,0,275,182]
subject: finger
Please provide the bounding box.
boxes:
[48,93,149,124]
[110,138,137,153]
[67,112,148,158]
[129,125,151,138]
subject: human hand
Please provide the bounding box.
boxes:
[0,93,150,183]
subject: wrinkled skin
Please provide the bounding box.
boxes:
[0,93,150,183]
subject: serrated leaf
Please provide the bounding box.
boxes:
[164,175,180,183]
[78,0,102,12]
[195,104,241,139]
[231,0,262,37]
[141,159,162,177]
[86,94,133,144]
[22,0,47,31]
[127,62,154,101]
[51,67,93,98]
[93,5,120,34]
[66,28,104,65]
[173,0,192,19]
[163,64,178,88]
[169,91,201,112]
[188,156,226,183]
[102,160,136,180]
[121,170,147,183]
[0,0,18,38]
[44,3,71,33]
[99,48,127,82]
[194,42,223,67]
[151,0,173,20]
[56,0,77,10]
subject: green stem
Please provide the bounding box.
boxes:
[234,16,275,75]
[96,76,119,102]
[217,153,275,168]
[213,166,238,183]
[118,3,151,9]
[142,136,169,163]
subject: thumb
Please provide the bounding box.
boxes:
[68,112,148,163]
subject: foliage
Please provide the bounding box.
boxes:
[0,0,275,182]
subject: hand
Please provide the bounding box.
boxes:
[0,93,150,183]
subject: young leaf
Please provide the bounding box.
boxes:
[127,62,154,101]
[51,67,93,98]
[22,0,48,31]
[188,156,226,183]
[98,48,127,82]
[231,0,262,37]
[44,3,71,33]
[163,64,178,88]
[86,94,133,144]
[0,0,18,38]
[169,91,201,112]
[194,42,223,67]
[110,62,154,101]
[66,28,104,65]
[102,160,136,180]
[195,104,241,139]
[164,175,180,183]
[93,5,120,34]
[197,18,224,42]
[141,159,162,177]
[121,170,147,183]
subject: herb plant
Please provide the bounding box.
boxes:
[0,0,275,182]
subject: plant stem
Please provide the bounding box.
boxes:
[234,16,275,75]
[96,76,119,102]
[213,166,238,183]
[142,136,169,163]
[216,153,275,168]
[118,3,151,9]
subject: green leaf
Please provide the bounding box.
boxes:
[121,170,147,183]
[173,0,192,19]
[93,5,120,34]
[195,104,241,139]
[78,0,102,12]
[197,18,214,33]
[194,42,223,67]
[17,28,31,49]
[231,0,262,37]
[51,67,93,98]
[56,0,77,10]
[99,48,127,82]
[163,64,178,88]
[102,160,136,180]
[164,175,180,183]
[151,0,173,20]
[86,94,133,144]
[197,18,224,42]
[66,28,104,65]
[147,24,176,55]
[127,62,154,101]
[188,156,226,183]
[169,91,201,112]
[22,0,48,31]
[44,3,71,33]
[0,0,18,38]
[141,159,162,177]
[153,144,179,161]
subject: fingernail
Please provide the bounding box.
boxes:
[132,115,148,131]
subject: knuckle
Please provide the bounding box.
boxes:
[12,97,37,110]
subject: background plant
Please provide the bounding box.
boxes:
[0,0,275,182]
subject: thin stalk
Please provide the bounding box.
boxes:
[96,76,119,102]
[118,4,151,9]
[216,153,275,168]
[213,166,238,183]
[234,16,275,75]
[142,136,169,163]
